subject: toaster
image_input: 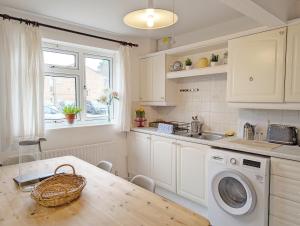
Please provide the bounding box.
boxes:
[267,124,298,145]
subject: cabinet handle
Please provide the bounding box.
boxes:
[279,30,285,35]
[249,76,254,82]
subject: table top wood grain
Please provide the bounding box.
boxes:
[0,156,210,226]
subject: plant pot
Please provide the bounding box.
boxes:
[134,117,147,127]
[185,65,192,70]
[65,114,76,124]
[210,61,218,66]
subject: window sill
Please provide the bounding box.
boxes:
[45,120,115,130]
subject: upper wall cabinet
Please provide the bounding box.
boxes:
[139,54,177,106]
[227,28,286,103]
[285,23,300,102]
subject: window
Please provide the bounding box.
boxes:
[85,57,111,119]
[44,75,77,121]
[43,43,114,126]
[43,49,77,68]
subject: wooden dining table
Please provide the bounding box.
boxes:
[0,156,210,226]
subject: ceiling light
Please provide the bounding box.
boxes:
[123,0,178,30]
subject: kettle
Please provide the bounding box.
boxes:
[191,116,203,136]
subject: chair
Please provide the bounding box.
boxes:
[2,155,35,166]
[97,160,113,173]
[130,175,156,193]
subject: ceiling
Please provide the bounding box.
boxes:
[0,0,244,38]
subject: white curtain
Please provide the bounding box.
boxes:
[0,20,44,152]
[116,45,132,132]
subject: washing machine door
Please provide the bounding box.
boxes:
[212,170,257,216]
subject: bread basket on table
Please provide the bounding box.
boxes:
[31,164,86,207]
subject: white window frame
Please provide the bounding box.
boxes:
[43,41,116,127]
[83,53,114,122]
[44,72,80,122]
[43,47,79,70]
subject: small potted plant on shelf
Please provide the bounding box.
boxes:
[135,107,146,127]
[98,89,119,122]
[210,54,219,66]
[63,105,82,124]
[185,58,192,70]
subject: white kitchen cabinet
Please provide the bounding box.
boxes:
[286,23,300,102]
[150,135,177,192]
[176,141,209,206]
[139,54,176,106]
[270,157,300,226]
[227,28,286,103]
[152,54,166,102]
[127,132,151,177]
[139,57,153,101]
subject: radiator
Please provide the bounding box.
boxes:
[42,142,112,166]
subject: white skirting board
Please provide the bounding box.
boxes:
[155,186,208,218]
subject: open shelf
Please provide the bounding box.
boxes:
[166,64,228,79]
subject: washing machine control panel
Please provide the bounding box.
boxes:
[243,159,261,168]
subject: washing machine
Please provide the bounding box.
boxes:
[208,148,270,226]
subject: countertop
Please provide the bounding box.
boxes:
[131,127,300,162]
[0,156,210,226]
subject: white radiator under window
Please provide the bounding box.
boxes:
[42,142,111,166]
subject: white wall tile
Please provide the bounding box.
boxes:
[135,76,300,138]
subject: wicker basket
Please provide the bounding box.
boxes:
[31,164,86,207]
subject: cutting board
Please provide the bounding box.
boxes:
[229,139,282,150]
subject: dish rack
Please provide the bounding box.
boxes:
[149,120,190,134]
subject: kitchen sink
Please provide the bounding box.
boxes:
[182,132,224,141]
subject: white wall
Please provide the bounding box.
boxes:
[0,6,156,177]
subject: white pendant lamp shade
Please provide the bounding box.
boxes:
[123,1,178,29]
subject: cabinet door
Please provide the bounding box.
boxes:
[177,141,208,206]
[139,57,153,101]
[152,54,166,102]
[128,132,151,177]
[227,28,286,103]
[150,135,176,192]
[286,24,300,102]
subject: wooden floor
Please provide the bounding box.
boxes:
[0,156,210,226]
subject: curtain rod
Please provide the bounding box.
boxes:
[0,13,139,47]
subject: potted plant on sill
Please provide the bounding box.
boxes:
[185,58,193,70]
[98,89,119,122]
[63,105,82,124]
[210,54,219,66]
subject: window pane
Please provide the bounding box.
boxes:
[44,76,77,120]
[43,51,76,67]
[85,57,110,119]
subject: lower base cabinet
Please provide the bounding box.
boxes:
[150,135,177,192]
[128,132,209,206]
[127,132,151,177]
[177,141,208,206]
[270,158,300,226]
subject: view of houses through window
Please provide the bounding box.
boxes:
[43,43,113,124]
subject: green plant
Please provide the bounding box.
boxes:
[136,107,145,118]
[185,58,192,66]
[63,105,82,115]
[211,54,219,62]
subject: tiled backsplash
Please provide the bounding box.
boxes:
[142,74,239,133]
[238,109,300,139]
[134,74,300,139]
